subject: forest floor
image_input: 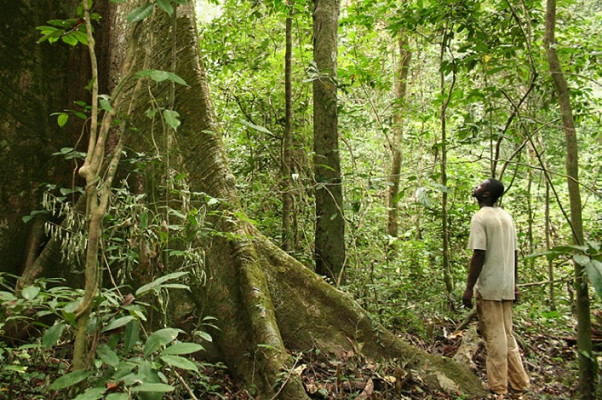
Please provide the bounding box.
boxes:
[204,309,596,400]
[2,297,599,399]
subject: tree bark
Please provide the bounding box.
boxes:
[282,9,295,252]
[387,33,411,238]
[312,0,346,284]
[544,0,597,397]
[439,29,454,294]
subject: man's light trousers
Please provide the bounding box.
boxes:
[477,293,530,395]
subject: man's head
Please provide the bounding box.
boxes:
[472,178,505,205]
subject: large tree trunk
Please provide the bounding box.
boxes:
[0,0,90,278]
[544,0,597,397]
[9,2,486,398]
[312,0,346,284]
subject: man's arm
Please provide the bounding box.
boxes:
[462,249,486,308]
[514,250,520,301]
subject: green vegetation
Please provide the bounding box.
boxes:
[0,0,600,398]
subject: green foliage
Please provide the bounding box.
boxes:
[0,272,222,398]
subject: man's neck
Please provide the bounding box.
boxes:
[478,200,496,208]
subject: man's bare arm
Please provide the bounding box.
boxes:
[463,249,486,308]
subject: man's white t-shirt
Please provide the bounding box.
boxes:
[468,206,517,301]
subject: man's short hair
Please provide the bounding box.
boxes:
[487,179,505,202]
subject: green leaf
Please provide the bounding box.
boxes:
[574,254,590,266]
[156,0,174,15]
[124,319,140,353]
[49,369,91,390]
[102,316,136,332]
[240,119,273,135]
[72,387,106,400]
[163,109,181,131]
[195,330,213,342]
[42,323,65,349]
[126,3,155,23]
[0,290,17,302]
[135,69,187,86]
[61,34,79,46]
[584,259,602,301]
[97,343,120,368]
[131,383,175,393]
[135,271,188,297]
[21,285,40,300]
[73,30,88,45]
[144,328,180,356]
[57,113,69,127]
[99,97,113,112]
[159,283,189,291]
[161,342,204,356]
[106,394,129,400]
[160,355,199,372]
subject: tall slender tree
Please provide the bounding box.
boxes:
[312,0,346,283]
[281,4,295,252]
[439,26,455,294]
[544,0,597,397]
[387,33,411,238]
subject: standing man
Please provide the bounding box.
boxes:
[462,178,530,397]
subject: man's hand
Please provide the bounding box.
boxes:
[462,287,473,309]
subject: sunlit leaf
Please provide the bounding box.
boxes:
[21,285,40,300]
[163,109,181,131]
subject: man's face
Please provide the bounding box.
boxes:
[472,179,490,199]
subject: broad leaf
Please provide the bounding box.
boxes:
[161,342,204,356]
[584,259,602,301]
[135,271,188,297]
[160,355,199,372]
[144,328,180,356]
[131,383,175,393]
[124,320,140,353]
[57,113,69,127]
[102,316,136,332]
[42,322,65,349]
[21,285,40,300]
[163,110,181,131]
[240,119,273,135]
[156,0,174,15]
[127,3,154,23]
[97,343,120,368]
[49,369,90,390]
[72,387,106,400]
[106,394,129,400]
